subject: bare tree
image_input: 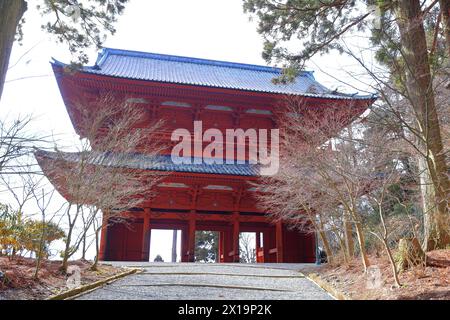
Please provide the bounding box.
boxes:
[256,97,413,273]
[0,115,48,176]
[244,0,450,251]
[239,233,256,264]
[36,94,163,272]
[30,185,65,279]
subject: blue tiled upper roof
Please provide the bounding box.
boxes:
[52,48,375,100]
[35,149,259,177]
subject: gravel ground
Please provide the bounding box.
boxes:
[76,263,332,300]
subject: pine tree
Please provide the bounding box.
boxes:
[0,0,128,102]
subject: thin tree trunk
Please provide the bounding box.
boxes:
[61,227,72,273]
[0,0,27,102]
[396,0,450,250]
[318,230,333,264]
[343,210,354,259]
[377,201,401,287]
[337,234,349,263]
[382,238,401,287]
[354,220,370,272]
[171,230,177,263]
[91,228,100,271]
[81,212,87,261]
[34,221,46,280]
[61,206,75,273]
[81,236,86,261]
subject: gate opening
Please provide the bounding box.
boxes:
[195,230,219,263]
[239,232,257,263]
[149,229,181,262]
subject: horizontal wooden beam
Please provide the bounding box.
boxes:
[123,210,269,223]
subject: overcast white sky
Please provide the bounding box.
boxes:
[0,0,375,262]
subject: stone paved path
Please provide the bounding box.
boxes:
[76,263,332,300]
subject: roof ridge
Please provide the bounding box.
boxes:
[99,47,314,75]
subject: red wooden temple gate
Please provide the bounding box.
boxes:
[36,48,374,263]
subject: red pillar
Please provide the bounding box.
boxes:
[141,208,151,261]
[187,210,196,262]
[256,232,261,250]
[276,221,284,263]
[232,212,240,262]
[99,210,109,261]
[223,228,233,262]
[256,231,264,263]
[181,226,189,262]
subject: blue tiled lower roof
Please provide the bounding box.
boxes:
[51,47,376,100]
[35,150,259,177]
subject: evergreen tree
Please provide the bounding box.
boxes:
[194,231,218,263]
[0,0,128,102]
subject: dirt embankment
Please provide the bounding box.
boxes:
[0,257,124,300]
[301,249,450,300]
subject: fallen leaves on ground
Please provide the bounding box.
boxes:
[300,249,449,300]
[0,257,124,300]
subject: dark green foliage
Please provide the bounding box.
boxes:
[195,230,218,263]
[36,0,128,64]
[243,0,371,82]
[243,1,446,80]
[1,0,129,102]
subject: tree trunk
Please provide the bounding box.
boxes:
[318,230,333,264]
[81,237,86,261]
[354,221,370,272]
[91,229,100,271]
[381,237,401,287]
[171,230,177,263]
[396,0,450,250]
[61,233,71,273]
[61,222,74,273]
[316,215,333,263]
[343,210,354,259]
[395,238,426,271]
[34,221,46,280]
[0,0,27,102]
[439,0,450,55]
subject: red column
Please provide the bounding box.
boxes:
[223,229,233,262]
[99,210,109,261]
[276,221,284,263]
[141,208,151,261]
[256,231,264,263]
[256,232,261,250]
[181,226,189,262]
[187,210,196,262]
[232,212,240,262]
